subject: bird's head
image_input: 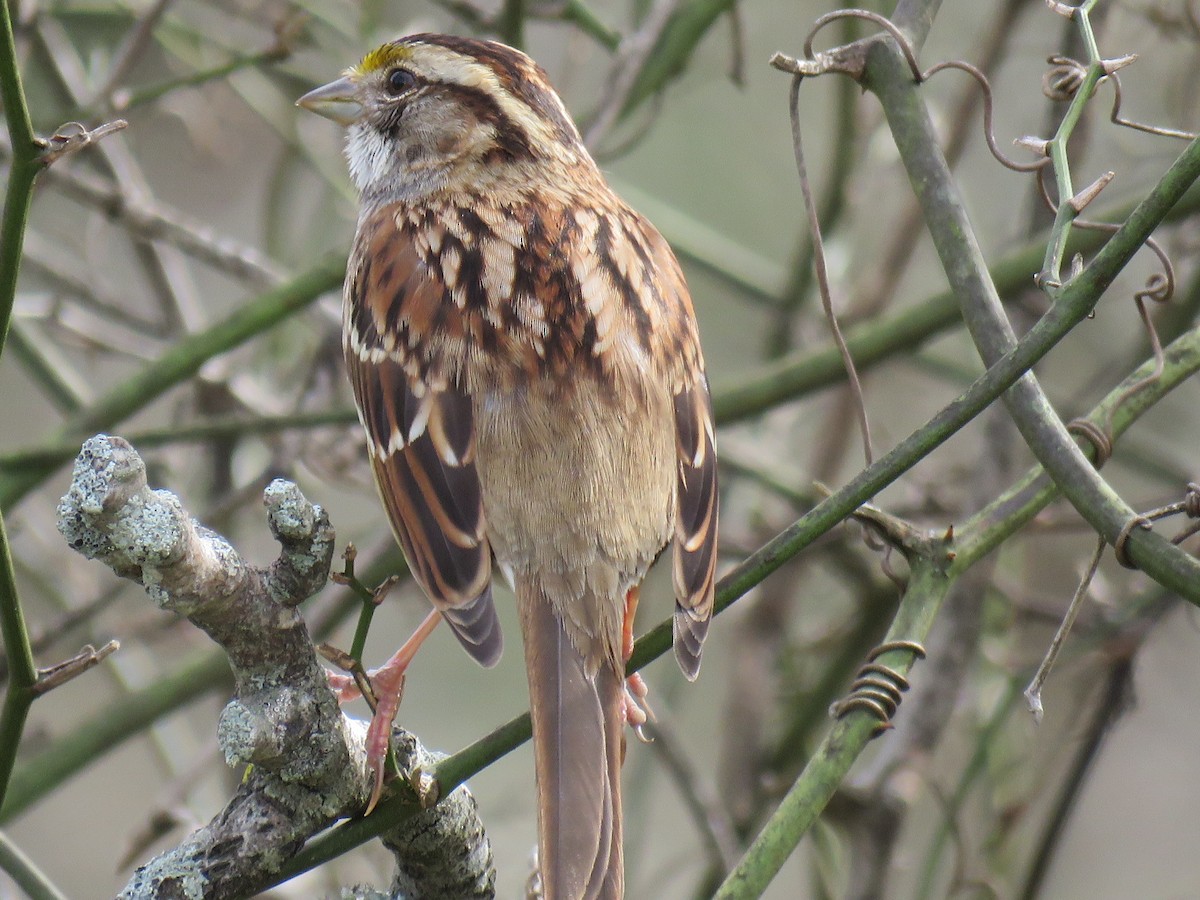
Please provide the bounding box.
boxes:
[298,34,587,202]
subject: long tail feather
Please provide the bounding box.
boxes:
[519,581,624,899]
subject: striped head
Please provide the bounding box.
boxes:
[298,34,589,202]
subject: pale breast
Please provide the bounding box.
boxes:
[473,370,675,636]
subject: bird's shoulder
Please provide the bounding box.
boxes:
[345,189,704,393]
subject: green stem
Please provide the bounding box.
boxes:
[497,0,527,48]
[0,410,358,476]
[952,322,1200,574]
[343,555,377,665]
[0,0,38,355]
[110,46,288,114]
[0,516,34,812]
[0,831,68,900]
[713,553,953,898]
[0,0,40,814]
[866,31,1200,602]
[621,0,736,117]
[1042,68,1100,281]
[560,0,620,50]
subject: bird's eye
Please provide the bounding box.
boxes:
[386,68,415,95]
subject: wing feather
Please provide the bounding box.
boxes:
[347,206,501,667]
[636,220,719,681]
[671,381,717,680]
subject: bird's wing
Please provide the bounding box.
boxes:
[670,375,718,679]
[639,221,718,680]
[345,205,501,667]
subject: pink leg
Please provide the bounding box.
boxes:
[620,587,655,742]
[326,609,441,814]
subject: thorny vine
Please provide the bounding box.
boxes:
[716,5,1200,896]
[770,0,1198,696]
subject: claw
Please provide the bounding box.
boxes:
[364,662,406,814]
[622,672,655,743]
[322,609,443,814]
[620,587,655,742]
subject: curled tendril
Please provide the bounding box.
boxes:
[830,641,927,736]
[1108,72,1197,140]
[1183,484,1200,520]
[922,60,1051,173]
[802,7,924,81]
[1101,481,1200,563]
[1111,485,1200,558]
[1105,235,1174,412]
[1113,516,1153,569]
[1043,55,1087,101]
[1067,418,1113,466]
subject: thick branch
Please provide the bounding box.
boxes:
[56,435,494,899]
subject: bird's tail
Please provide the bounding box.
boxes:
[518,580,624,900]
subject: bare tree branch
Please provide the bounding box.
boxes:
[56,435,495,899]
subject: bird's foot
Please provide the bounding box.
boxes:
[620,585,655,741]
[322,609,442,814]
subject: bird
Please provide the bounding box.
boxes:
[298,33,717,899]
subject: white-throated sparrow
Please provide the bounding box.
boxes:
[299,34,717,899]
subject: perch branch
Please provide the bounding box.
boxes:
[56,435,494,899]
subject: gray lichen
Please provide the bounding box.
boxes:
[58,435,496,899]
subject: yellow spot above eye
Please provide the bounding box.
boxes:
[356,43,415,76]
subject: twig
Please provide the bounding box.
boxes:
[1023,536,1105,722]
[31,640,120,696]
[85,0,175,108]
[584,0,681,149]
[0,140,286,286]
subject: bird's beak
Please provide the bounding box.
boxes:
[296,76,363,126]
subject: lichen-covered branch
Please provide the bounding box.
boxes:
[56,435,494,899]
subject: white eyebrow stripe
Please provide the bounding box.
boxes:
[405,44,575,151]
